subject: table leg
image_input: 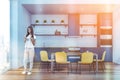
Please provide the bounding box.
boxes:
[96,54,98,73]
[51,61,54,72]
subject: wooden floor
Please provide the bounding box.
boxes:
[1,62,120,80]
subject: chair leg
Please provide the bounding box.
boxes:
[40,62,44,71]
[39,62,41,70]
[57,64,59,71]
[54,63,57,73]
[54,62,57,71]
[52,62,55,73]
[47,62,49,71]
[92,63,95,73]
[77,63,79,73]
[67,64,70,74]
[89,64,91,73]
[89,64,90,72]
[103,62,105,70]
[93,62,95,72]
[80,64,81,74]
[45,62,47,72]
[68,63,72,73]
[99,62,104,71]
[76,63,78,73]
[55,63,57,72]
[70,63,72,72]
[102,62,105,72]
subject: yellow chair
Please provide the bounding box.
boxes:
[55,52,71,73]
[77,52,94,73]
[40,50,53,71]
[93,51,106,71]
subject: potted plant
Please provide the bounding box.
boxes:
[51,20,55,23]
[35,20,39,24]
[43,20,47,23]
[61,20,64,23]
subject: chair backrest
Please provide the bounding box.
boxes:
[81,52,94,63]
[55,52,67,63]
[40,50,49,61]
[101,51,106,61]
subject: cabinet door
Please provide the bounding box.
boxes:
[68,14,79,36]
[98,13,112,26]
[98,13,112,47]
[79,14,97,37]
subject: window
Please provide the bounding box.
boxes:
[0,0,10,73]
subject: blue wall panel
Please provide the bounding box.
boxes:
[34,47,112,62]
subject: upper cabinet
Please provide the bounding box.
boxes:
[79,14,97,37]
[31,15,68,36]
[98,13,112,47]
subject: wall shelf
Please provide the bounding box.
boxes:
[35,34,68,36]
[80,24,97,26]
[32,23,68,37]
[31,24,68,27]
[79,34,97,37]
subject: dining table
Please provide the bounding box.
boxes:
[50,52,98,73]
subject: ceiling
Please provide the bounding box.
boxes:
[23,4,115,14]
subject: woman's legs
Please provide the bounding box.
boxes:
[22,48,34,75]
[28,48,34,72]
[22,48,29,74]
[23,48,29,71]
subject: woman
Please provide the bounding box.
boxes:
[22,26,36,75]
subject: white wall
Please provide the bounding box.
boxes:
[10,0,31,69]
[18,2,31,67]
[10,0,19,69]
[113,6,120,64]
[0,0,10,73]
[35,36,97,47]
[31,15,97,47]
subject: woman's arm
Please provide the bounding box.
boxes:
[24,36,27,43]
[31,37,36,45]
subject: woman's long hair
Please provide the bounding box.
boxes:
[26,26,34,38]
